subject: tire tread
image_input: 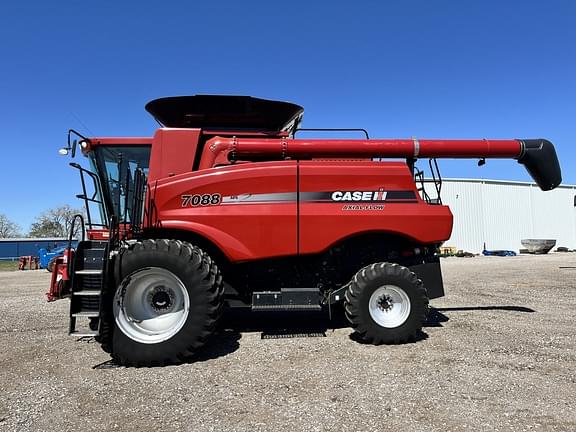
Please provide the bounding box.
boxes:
[106,239,223,367]
[344,262,429,345]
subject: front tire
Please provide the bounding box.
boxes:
[110,239,223,366]
[345,262,428,344]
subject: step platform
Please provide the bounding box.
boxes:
[68,240,107,337]
[251,288,322,312]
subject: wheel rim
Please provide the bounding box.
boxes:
[368,285,411,328]
[113,267,190,344]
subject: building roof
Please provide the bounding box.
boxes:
[434,178,576,189]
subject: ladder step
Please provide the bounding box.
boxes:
[75,269,103,275]
[72,290,101,296]
[72,311,100,317]
[83,248,106,252]
[69,330,99,337]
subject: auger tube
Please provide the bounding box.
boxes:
[200,137,561,190]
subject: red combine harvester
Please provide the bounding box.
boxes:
[48,95,561,366]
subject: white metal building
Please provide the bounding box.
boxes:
[423,179,576,253]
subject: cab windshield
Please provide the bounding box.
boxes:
[89,145,151,224]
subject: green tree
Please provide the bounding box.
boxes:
[0,214,21,238]
[29,205,85,238]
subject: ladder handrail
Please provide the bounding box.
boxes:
[66,214,85,279]
[69,162,108,229]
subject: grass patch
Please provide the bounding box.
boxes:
[0,261,19,272]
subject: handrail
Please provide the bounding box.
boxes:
[414,168,432,203]
[108,215,119,251]
[429,158,443,204]
[69,162,108,228]
[66,214,85,278]
[413,159,443,205]
[130,168,147,236]
[294,128,370,139]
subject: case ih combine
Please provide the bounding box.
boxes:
[48,95,561,366]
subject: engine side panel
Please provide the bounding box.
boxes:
[153,161,298,261]
[298,161,453,255]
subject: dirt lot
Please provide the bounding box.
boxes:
[0,254,575,432]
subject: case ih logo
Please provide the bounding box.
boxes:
[331,190,387,202]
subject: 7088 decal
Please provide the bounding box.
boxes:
[181,193,221,207]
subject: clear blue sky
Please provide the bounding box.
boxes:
[1,1,574,232]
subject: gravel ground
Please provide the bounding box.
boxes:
[0,254,575,432]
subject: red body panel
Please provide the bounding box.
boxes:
[153,161,298,261]
[151,159,453,262]
[298,161,452,255]
[89,138,153,145]
[84,137,152,155]
[87,229,110,240]
[148,129,201,182]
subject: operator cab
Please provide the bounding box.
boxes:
[89,144,151,225]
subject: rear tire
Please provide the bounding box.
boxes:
[110,239,223,366]
[345,262,428,344]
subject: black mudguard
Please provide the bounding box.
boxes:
[409,256,445,300]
